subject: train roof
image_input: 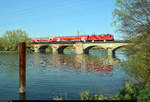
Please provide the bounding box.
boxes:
[31,34,113,39]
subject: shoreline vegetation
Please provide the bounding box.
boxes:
[54,82,150,100]
[80,83,150,100]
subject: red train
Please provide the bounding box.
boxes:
[31,34,114,43]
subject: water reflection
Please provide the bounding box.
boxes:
[0,51,137,100]
[31,53,122,76]
[19,93,26,100]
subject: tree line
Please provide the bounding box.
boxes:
[0,29,31,51]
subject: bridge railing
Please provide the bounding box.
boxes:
[31,40,130,44]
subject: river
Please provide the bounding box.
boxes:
[0,50,137,100]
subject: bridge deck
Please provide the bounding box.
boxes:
[31,40,130,44]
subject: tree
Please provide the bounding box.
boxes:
[0,37,4,50]
[113,0,150,35]
[113,0,150,84]
[1,29,31,51]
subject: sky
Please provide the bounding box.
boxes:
[0,0,123,40]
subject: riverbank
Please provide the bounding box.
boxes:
[0,51,18,53]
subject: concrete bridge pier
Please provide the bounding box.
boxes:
[74,42,84,54]
[33,45,40,53]
[107,48,115,57]
[51,45,59,54]
[106,55,114,65]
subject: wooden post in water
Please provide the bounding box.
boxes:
[19,42,26,94]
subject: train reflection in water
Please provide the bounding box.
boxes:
[32,54,121,77]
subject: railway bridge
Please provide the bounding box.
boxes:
[31,41,129,57]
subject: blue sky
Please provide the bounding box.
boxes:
[0,0,123,40]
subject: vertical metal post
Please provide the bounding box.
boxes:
[77,30,80,41]
[19,42,26,94]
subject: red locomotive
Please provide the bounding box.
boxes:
[31,34,114,43]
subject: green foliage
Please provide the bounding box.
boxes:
[137,84,150,100]
[53,82,150,100]
[80,91,92,100]
[80,82,150,100]
[117,82,138,100]
[113,0,150,84]
[0,37,4,50]
[113,0,150,38]
[128,56,150,84]
[125,33,150,84]
[137,85,150,100]
[0,29,31,51]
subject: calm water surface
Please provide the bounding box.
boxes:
[0,51,137,100]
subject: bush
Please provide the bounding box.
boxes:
[80,82,150,100]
